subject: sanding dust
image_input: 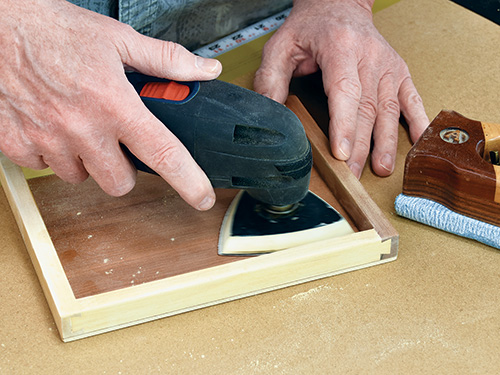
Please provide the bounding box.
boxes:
[291,285,332,301]
[236,359,282,373]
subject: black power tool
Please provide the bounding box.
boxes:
[125,72,312,208]
[125,73,351,254]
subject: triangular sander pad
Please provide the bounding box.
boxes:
[218,191,354,255]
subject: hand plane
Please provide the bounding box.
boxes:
[401,110,500,226]
[395,110,500,249]
[125,73,353,255]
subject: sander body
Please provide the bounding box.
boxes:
[124,73,353,255]
[125,72,312,207]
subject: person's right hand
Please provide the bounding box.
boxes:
[0,0,222,210]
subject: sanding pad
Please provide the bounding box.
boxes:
[218,191,354,255]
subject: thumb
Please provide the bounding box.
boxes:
[120,31,222,81]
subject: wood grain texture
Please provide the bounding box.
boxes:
[286,96,399,257]
[0,96,396,341]
[27,168,347,299]
[27,174,241,298]
[402,110,500,226]
[5,2,500,372]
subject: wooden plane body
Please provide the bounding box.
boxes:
[402,110,500,226]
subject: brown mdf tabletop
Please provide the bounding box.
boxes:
[1,0,500,373]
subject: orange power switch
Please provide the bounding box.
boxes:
[140,81,190,101]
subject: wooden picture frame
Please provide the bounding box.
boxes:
[0,96,397,342]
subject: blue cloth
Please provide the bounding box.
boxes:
[395,194,500,249]
[69,0,292,50]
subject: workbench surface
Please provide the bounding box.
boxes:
[2,0,499,373]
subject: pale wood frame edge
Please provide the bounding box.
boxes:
[0,153,81,336]
[286,96,399,259]
[0,98,398,341]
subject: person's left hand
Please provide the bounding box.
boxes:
[254,0,429,178]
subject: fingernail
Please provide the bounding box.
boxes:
[195,56,221,74]
[339,138,351,159]
[198,194,215,211]
[380,153,394,173]
[348,162,362,179]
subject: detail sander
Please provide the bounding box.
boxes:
[125,73,353,255]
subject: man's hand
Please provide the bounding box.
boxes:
[254,0,428,178]
[0,0,222,210]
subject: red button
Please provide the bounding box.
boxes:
[140,81,190,101]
